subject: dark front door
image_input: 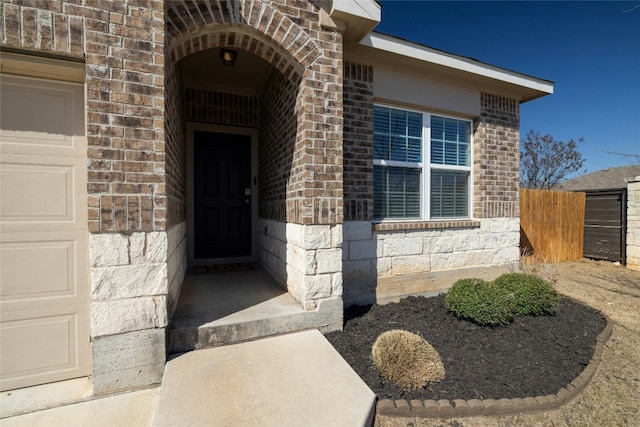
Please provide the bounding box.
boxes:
[194,131,252,258]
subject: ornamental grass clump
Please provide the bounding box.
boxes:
[444,278,515,326]
[371,330,445,391]
[493,273,560,316]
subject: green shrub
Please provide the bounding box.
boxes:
[371,330,445,391]
[445,273,560,326]
[493,273,560,316]
[445,278,515,326]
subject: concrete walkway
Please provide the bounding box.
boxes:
[1,387,160,427]
[3,330,376,426]
[153,329,376,426]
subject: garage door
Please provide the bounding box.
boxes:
[0,72,90,391]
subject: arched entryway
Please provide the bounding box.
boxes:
[164,1,345,350]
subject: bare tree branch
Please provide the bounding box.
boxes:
[520,130,586,189]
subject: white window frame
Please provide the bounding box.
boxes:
[373,103,474,221]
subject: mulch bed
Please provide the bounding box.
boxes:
[325,294,607,402]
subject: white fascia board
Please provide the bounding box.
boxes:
[362,32,554,95]
[331,0,381,22]
[328,0,381,41]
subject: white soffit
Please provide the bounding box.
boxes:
[331,0,381,21]
[360,32,554,100]
[326,0,381,41]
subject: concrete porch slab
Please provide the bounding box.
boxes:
[169,267,342,353]
[153,330,376,427]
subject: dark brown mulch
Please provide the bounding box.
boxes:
[325,294,607,402]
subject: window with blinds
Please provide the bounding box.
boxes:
[373,104,472,220]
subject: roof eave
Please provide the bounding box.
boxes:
[320,0,381,42]
[356,32,554,103]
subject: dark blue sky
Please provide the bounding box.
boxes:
[375,1,640,175]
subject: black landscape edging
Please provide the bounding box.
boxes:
[376,315,613,419]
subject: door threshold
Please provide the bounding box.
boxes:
[191,256,257,267]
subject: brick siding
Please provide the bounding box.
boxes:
[258,68,297,222]
[474,93,521,218]
[341,80,519,222]
[165,0,343,225]
[343,62,374,221]
[165,50,186,227]
[184,88,259,127]
[185,88,259,128]
[3,0,345,230]
[2,0,167,232]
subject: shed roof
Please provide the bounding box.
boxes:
[557,165,640,191]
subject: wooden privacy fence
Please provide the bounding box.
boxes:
[520,189,586,264]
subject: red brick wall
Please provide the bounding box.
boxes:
[184,88,259,127]
[4,0,346,229]
[258,69,298,222]
[474,93,520,218]
[165,0,343,225]
[343,62,374,221]
[164,52,186,228]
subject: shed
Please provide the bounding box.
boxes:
[559,165,640,263]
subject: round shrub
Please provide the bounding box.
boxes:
[371,330,445,391]
[445,278,515,326]
[494,273,560,316]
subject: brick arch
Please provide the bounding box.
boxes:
[165,0,322,81]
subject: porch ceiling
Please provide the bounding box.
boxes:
[180,47,273,96]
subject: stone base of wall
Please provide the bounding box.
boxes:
[89,232,169,336]
[92,328,165,396]
[167,222,188,318]
[258,219,344,310]
[343,218,520,306]
[257,218,343,331]
[627,177,640,271]
[258,218,288,287]
[285,223,343,310]
[345,264,515,306]
[89,231,172,395]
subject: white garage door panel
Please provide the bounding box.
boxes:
[0,73,90,391]
[1,164,72,220]
[1,88,68,139]
[1,239,77,300]
[0,154,86,233]
[0,312,87,391]
[0,79,84,157]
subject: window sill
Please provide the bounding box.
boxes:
[373,220,481,232]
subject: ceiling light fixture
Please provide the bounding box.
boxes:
[220,49,237,67]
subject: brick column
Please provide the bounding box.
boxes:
[475,93,520,219]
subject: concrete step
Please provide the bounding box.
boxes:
[168,267,342,353]
[153,330,376,427]
[169,295,342,353]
